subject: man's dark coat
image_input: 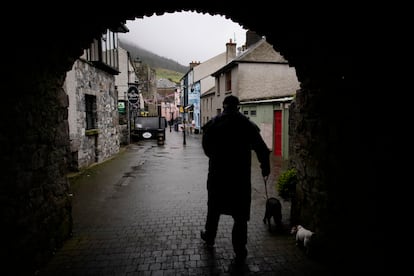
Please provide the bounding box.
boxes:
[202,110,270,220]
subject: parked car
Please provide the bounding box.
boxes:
[131,116,167,144]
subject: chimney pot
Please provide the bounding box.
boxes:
[226,39,236,63]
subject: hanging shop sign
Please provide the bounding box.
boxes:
[127,86,139,104]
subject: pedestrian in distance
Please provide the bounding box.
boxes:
[200,95,271,267]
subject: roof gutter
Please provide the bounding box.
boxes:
[240,96,294,104]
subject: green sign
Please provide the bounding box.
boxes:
[118,102,126,114]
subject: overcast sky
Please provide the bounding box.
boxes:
[118,11,247,66]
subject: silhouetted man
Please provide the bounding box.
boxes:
[201,95,271,266]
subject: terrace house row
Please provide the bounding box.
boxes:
[182,30,299,159]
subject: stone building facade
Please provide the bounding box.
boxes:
[65,59,120,171]
[134,60,158,116]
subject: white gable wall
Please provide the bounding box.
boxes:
[237,63,299,101]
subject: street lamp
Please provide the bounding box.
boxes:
[167,102,172,132]
[181,83,194,144]
[183,109,187,145]
[178,84,187,146]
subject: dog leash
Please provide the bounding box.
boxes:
[263,176,269,200]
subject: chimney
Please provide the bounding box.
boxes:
[189,61,200,69]
[245,30,262,48]
[226,39,236,63]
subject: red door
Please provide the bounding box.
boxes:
[273,110,282,156]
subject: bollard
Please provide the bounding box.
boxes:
[157,129,165,145]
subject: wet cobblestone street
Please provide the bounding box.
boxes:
[38,130,329,275]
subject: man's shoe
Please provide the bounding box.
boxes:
[200,230,214,247]
[230,256,248,273]
[234,255,246,266]
[233,249,247,267]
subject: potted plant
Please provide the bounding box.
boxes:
[276,168,297,200]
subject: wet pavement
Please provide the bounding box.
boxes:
[38,130,330,275]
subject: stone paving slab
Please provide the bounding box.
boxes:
[38,130,330,275]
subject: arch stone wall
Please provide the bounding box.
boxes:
[1,6,384,274]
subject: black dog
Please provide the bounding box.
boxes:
[263,197,282,231]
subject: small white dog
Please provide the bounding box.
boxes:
[290,225,314,254]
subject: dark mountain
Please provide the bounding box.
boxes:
[119,38,188,74]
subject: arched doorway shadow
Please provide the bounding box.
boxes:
[2,6,384,275]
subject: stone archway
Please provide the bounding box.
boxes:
[1,6,384,274]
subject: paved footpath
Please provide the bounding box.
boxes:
[38,130,330,275]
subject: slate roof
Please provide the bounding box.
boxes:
[211,38,287,77]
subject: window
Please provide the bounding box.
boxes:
[85,95,97,130]
[84,29,120,74]
[243,110,249,115]
[250,110,257,116]
[225,71,232,92]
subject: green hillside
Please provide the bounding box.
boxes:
[119,39,188,74]
[119,39,186,85]
[155,68,184,84]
